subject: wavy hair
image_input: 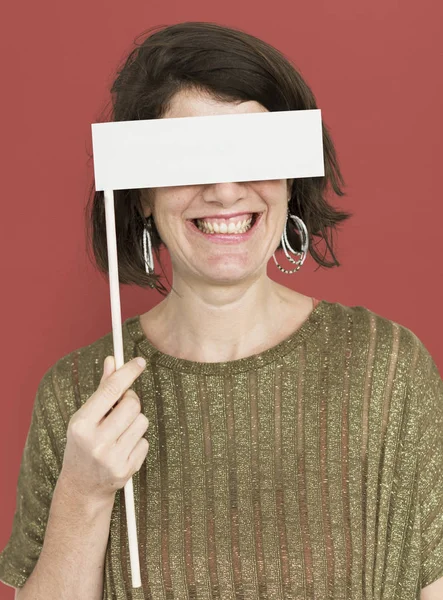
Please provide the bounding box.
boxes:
[85,21,352,296]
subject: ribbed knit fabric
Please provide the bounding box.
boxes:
[1,299,442,599]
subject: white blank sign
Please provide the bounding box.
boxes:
[91,109,325,191]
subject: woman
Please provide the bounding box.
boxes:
[0,21,442,600]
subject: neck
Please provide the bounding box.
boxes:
[142,275,308,363]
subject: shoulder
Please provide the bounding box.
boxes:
[39,316,139,412]
[324,300,437,379]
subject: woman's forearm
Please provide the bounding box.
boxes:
[17,473,115,600]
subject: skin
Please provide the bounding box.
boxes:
[420,577,443,599]
[139,88,315,363]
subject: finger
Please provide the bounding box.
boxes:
[100,355,115,384]
[119,421,149,468]
[100,356,110,384]
[99,389,141,431]
[114,437,150,482]
[113,410,149,452]
[83,357,146,423]
[129,437,150,474]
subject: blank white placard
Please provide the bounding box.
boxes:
[91,109,324,191]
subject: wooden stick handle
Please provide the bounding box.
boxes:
[104,189,142,588]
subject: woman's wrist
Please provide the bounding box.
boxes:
[55,470,116,517]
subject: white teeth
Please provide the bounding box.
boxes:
[196,216,253,234]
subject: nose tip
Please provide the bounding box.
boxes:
[203,181,247,207]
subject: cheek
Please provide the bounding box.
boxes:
[251,179,286,197]
[153,189,188,220]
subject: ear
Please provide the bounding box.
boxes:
[140,189,152,218]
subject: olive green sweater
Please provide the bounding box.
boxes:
[1,299,442,599]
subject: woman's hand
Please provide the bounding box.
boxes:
[59,356,149,503]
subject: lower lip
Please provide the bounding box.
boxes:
[186,213,262,243]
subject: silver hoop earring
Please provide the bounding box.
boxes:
[142,220,154,274]
[272,211,309,274]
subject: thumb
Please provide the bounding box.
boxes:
[100,355,115,383]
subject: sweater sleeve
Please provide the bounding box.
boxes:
[0,366,63,589]
[418,344,443,589]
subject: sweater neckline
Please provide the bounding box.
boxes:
[124,299,329,375]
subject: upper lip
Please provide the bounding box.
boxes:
[189,212,260,220]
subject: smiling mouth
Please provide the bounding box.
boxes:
[191,212,260,230]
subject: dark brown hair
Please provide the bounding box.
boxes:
[85,21,352,296]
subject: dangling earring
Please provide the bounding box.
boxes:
[272,208,309,274]
[142,217,154,274]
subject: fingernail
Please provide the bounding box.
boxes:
[135,357,146,368]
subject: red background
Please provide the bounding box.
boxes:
[0,0,442,597]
